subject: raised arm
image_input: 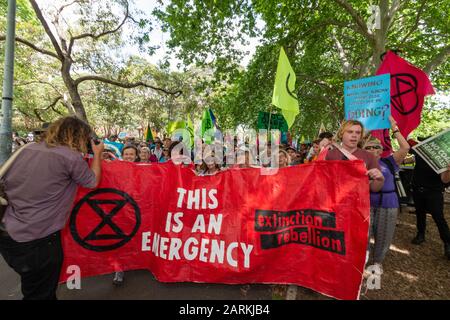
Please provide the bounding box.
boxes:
[390,116,410,165]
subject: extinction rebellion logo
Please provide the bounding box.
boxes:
[70,188,141,252]
[254,209,346,255]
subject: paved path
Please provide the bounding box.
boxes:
[0,256,272,300]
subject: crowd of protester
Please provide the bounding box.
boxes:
[2,116,450,299]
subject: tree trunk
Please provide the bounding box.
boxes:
[70,90,88,122]
[371,38,385,72]
[60,58,88,122]
[370,1,390,72]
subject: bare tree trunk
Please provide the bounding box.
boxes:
[371,37,386,72]
[371,0,401,71]
[60,58,88,121]
[370,2,386,72]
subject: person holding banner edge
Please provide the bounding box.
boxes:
[112,145,142,285]
[325,120,385,192]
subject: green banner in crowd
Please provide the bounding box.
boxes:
[201,109,214,144]
[257,112,289,144]
[413,128,450,174]
[201,109,213,135]
[257,111,289,132]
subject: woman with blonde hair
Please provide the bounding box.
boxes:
[0,116,103,299]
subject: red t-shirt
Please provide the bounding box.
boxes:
[325,148,380,171]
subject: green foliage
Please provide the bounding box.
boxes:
[81,56,214,136]
[1,0,37,23]
[154,0,450,138]
[1,0,449,140]
[411,98,450,139]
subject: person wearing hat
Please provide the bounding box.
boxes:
[32,122,50,143]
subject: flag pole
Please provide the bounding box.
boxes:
[267,103,273,136]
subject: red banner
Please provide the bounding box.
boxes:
[60,160,370,300]
[372,50,435,157]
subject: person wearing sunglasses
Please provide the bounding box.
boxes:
[159,148,170,163]
[364,116,410,273]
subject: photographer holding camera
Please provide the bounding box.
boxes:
[0,116,104,300]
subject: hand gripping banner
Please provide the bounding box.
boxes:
[60,160,370,300]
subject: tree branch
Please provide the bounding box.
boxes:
[68,1,129,55]
[297,74,339,95]
[424,45,450,75]
[29,0,65,59]
[56,0,78,16]
[400,0,427,45]
[386,0,402,30]
[16,80,72,113]
[33,109,45,122]
[331,29,351,76]
[294,18,365,50]
[74,75,183,97]
[16,80,62,94]
[0,35,60,60]
[51,104,65,116]
[333,0,374,44]
[313,19,362,37]
[33,96,63,121]
[16,106,34,118]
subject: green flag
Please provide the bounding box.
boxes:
[167,121,186,135]
[144,124,154,143]
[201,109,214,144]
[186,115,194,147]
[272,47,299,128]
[201,109,213,135]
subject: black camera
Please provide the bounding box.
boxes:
[87,133,101,154]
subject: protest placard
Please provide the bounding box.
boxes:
[413,128,450,174]
[345,74,390,130]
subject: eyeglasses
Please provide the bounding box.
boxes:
[365,146,382,150]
